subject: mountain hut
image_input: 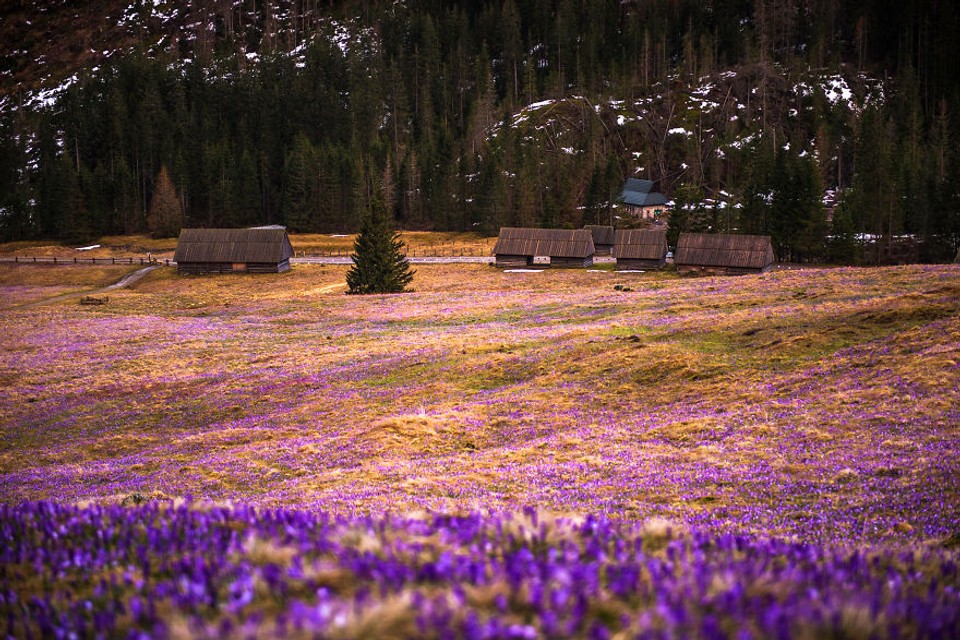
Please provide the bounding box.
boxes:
[613,228,669,269]
[174,227,295,274]
[493,228,596,268]
[584,225,615,256]
[674,233,776,275]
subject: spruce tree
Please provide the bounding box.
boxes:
[345,205,414,295]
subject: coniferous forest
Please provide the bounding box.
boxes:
[1,0,959,263]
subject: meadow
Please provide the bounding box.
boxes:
[1,260,959,638]
[0,231,495,261]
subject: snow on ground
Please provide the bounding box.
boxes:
[22,74,79,110]
[823,76,853,105]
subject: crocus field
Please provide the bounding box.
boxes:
[2,261,959,638]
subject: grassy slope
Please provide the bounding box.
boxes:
[1,261,958,545]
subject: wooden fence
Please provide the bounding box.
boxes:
[1,247,494,265]
[295,247,492,258]
[0,256,164,265]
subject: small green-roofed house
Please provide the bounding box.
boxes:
[620,178,669,220]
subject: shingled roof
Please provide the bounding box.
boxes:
[493,228,595,258]
[584,225,615,247]
[613,228,669,260]
[174,227,294,264]
[674,233,775,271]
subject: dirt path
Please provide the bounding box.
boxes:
[313,282,348,294]
[6,265,161,310]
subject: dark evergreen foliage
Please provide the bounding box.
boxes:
[345,207,414,295]
[1,0,958,263]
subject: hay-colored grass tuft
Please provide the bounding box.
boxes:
[638,517,689,553]
[832,468,860,484]
[360,412,475,457]
[647,416,722,445]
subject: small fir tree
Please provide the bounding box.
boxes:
[346,206,414,294]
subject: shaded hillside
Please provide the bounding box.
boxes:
[1,0,345,98]
[1,1,959,262]
[1,0,130,97]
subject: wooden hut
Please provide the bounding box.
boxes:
[493,228,595,268]
[613,229,669,270]
[674,233,776,275]
[584,225,615,256]
[174,227,295,274]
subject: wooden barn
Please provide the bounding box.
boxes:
[674,233,776,275]
[493,228,596,268]
[174,227,295,274]
[613,228,669,270]
[584,225,615,256]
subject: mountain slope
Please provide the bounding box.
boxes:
[1,1,958,262]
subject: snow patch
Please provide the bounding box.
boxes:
[823,76,853,105]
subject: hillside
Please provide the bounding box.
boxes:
[2,1,959,263]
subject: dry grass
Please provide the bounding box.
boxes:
[0,231,496,260]
[0,263,138,287]
[291,231,496,255]
[0,263,142,307]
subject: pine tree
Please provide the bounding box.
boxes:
[345,205,414,295]
[827,199,860,264]
[282,133,318,232]
[666,182,710,248]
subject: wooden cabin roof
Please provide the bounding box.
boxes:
[674,233,775,269]
[493,227,595,258]
[174,227,295,263]
[612,228,669,260]
[585,225,615,246]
